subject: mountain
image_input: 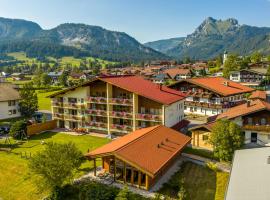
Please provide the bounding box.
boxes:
[0,17,168,62]
[144,37,185,54]
[146,17,270,60]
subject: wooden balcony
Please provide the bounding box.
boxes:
[86,109,107,117]
[184,101,223,109]
[136,113,162,122]
[110,124,133,133]
[64,114,84,121]
[109,98,133,106]
[243,124,270,132]
[87,97,107,104]
[85,121,107,131]
[53,113,64,119]
[110,111,133,119]
[63,102,85,109]
[52,101,63,107]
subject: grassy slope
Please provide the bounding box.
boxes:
[159,162,229,200]
[0,132,110,200]
[37,90,60,111]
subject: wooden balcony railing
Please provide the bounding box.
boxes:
[86,109,107,116]
[110,124,133,132]
[85,121,107,130]
[110,111,133,119]
[184,101,223,109]
[109,98,133,105]
[53,113,64,119]
[243,124,270,132]
[52,102,63,107]
[136,113,162,122]
[63,103,85,109]
[64,114,84,121]
[87,97,107,104]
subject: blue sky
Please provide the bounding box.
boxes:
[0,0,269,42]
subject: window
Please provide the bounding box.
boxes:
[261,118,267,125]
[194,107,197,112]
[8,100,16,106]
[184,106,187,110]
[268,135,270,140]
[13,109,16,114]
[212,109,217,114]
[202,135,209,141]
[248,118,253,125]
[81,98,84,103]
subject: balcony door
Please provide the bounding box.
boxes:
[251,132,257,143]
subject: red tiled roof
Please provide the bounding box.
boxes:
[164,68,191,79]
[87,125,191,176]
[171,77,254,96]
[250,90,267,100]
[217,99,270,120]
[171,119,190,131]
[99,75,186,105]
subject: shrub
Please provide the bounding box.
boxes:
[9,120,27,139]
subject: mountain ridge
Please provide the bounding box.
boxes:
[145,17,270,59]
[0,17,168,62]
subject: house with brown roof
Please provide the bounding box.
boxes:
[169,77,254,116]
[190,99,270,150]
[0,83,21,120]
[86,125,191,190]
[164,68,192,81]
[48,75,186,136]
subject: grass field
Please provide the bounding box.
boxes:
[37,90,60,111]
[159,162,229,200]
[0,132,110,200]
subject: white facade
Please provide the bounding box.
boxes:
[164,100,185,127]
[0,100,21,120]
[229,71,241,82]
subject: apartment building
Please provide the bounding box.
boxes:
[0,83,21,120]
[49,75,186,136]
[169,77,254,116]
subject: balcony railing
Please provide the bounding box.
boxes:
[52,101,63,107]
[53,113,64,119]
[109,98,133,106]
[87,97,107,104]
[63,102,85,109]
[136,113,162,122]
[86,121,107,130]
[86,109,107,116]
[184,101,223,109]
[243,124,270,132]
[110,124,133,132]
[64,114,84,121]
[110,111,133,119]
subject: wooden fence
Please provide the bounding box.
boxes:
[27,120,57,136]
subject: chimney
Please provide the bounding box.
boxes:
[224,81,229,86]
[247,100,251,107]
[158,83,162,90]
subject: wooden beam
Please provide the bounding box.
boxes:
[123,162,126,183]
[114,157,116,181]
[131,169,134,185]
[145,175,149,190]
[93,158,96,176]
[138,171,141,188]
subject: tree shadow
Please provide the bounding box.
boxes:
[28,132,58,140]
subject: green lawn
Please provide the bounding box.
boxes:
[158,162,229,200]
[37,90,59,111]
[0,132,110,200]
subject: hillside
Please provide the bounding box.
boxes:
[144,37,185,54]
[146,17,270,59]
[0,17,168,62]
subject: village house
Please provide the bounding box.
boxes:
[86,125,191,191]
[169,77,254,116]
[0,83,21,120]
[48,71,63,84]
[190,99,270,150]
[49,75,186,136]
[229,68,267,88]
[164,68,192,81]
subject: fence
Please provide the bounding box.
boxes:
[27,120,57,136]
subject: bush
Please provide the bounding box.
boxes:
[9,120,27,139]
